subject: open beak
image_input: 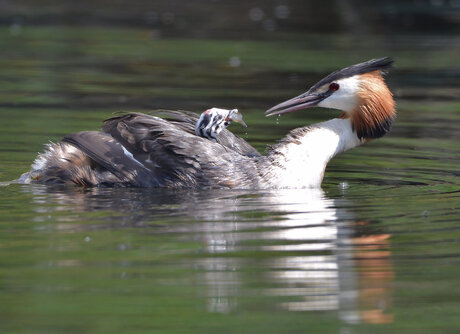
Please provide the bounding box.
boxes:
[265,92,326,117]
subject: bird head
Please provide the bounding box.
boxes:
[195,108,247,141]
[265,57,396,140]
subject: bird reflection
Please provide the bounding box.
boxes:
[20,184,393,323]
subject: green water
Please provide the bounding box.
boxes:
[1,16,460,334]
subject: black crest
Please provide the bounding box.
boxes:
[307,57,394,93]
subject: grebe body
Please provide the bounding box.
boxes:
[20,58,395,189]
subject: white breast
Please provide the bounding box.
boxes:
[268,118,362,188]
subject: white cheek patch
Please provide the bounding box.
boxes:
[318,76,360,112]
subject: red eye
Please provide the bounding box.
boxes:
[329,83,340,91]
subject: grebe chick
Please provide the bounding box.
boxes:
[195,108,247,142]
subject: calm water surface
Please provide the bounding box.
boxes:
[0,24,459,334]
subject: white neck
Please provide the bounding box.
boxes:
[266,118,363,188]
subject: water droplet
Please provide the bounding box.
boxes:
[274,5,290,19]
[229,56,241,67]
[249,7,264,22]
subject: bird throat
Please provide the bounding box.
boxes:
[265,118,362,188]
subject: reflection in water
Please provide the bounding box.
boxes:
[20,185,393,324]
[0,2,457,330]
[195,189,345,315]
[353,232,394,324]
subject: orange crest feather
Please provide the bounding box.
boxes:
[351,71,396,140]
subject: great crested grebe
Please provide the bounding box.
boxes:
[20,57,395,189]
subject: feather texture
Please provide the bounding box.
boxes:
[25,111,263,188]
[20,58,396,189]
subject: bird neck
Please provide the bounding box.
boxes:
[265,118,363,188]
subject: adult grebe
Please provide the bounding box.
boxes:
[20,57,395,188]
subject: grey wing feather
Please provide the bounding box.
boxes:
[28,111,261,188]
[110,110,261,157]
[62,131,160,187]
[102,113,222,187]
[101,112,261,188]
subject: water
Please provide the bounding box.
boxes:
[1,3,460,333]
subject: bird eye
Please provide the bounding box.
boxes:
[329,83,340,92]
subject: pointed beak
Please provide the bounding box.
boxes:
[233,117,247,128]
[228,110,247,127]
[237,119,247,128]
[265,92,325,117]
